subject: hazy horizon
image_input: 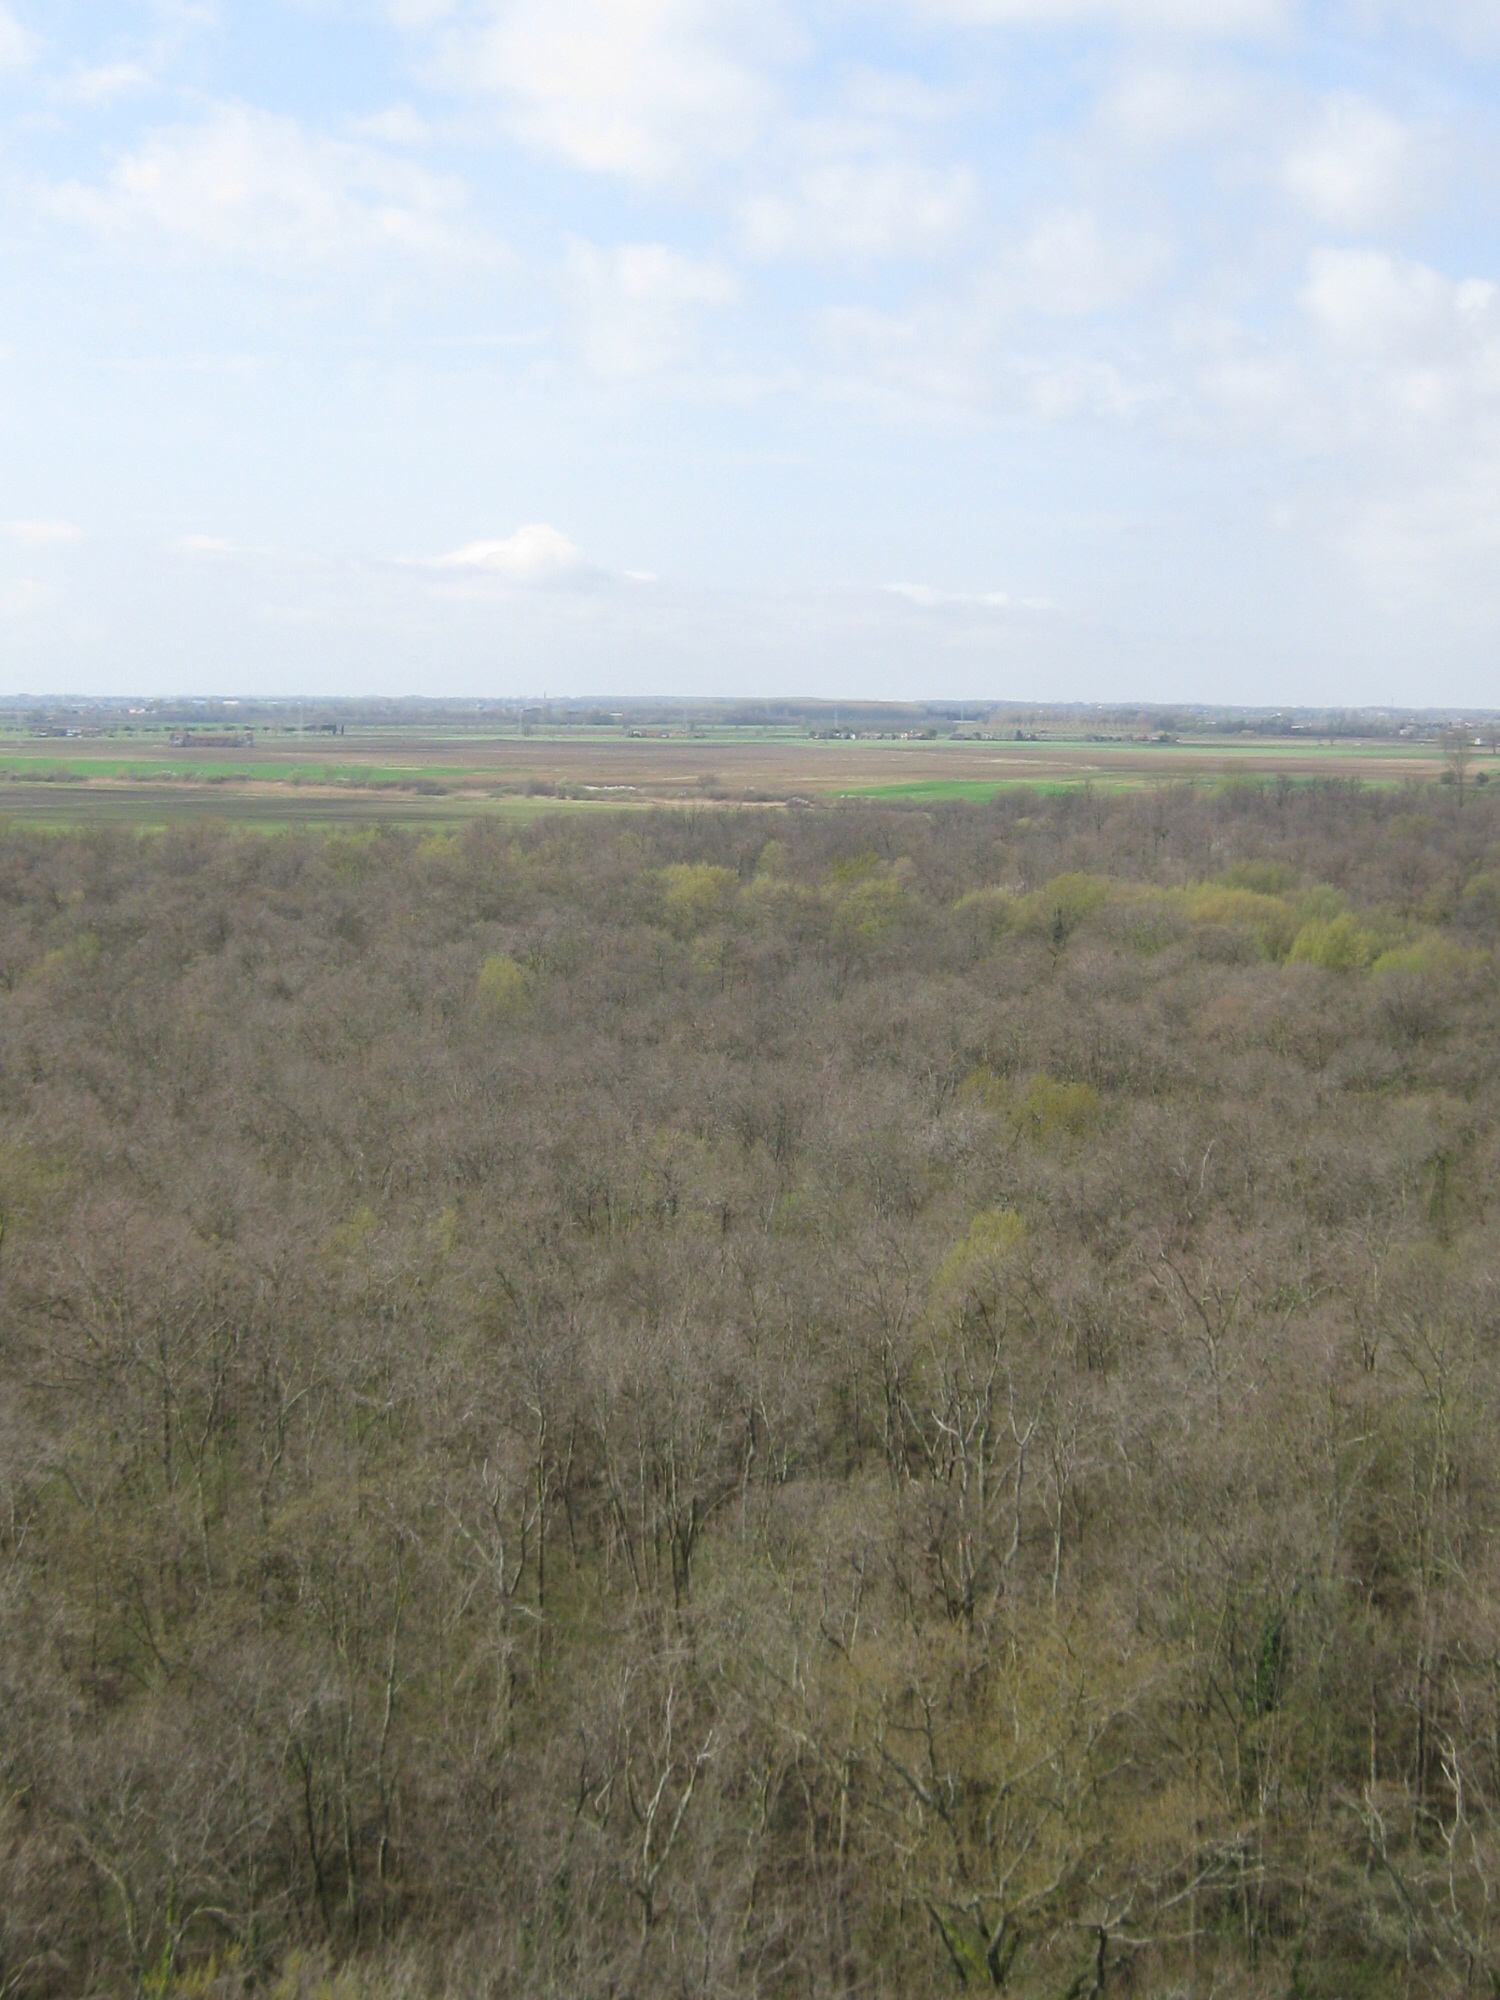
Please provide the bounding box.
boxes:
[4,2,1500,704]
[7,692,1500,724]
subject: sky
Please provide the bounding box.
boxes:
[2,2,1500,703]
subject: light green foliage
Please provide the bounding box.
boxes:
[23,934,101,985]
[476,951,532,1016]
[326,1203,379,1254]
[267,1958,364,2000]
[1390,813,1434,842]
[1015,1070,1099,1138]
[950,885,1016,942]
[1288,911,1377,971]
[930,1206,1026,1323]
[829,862,913,945]
[825,851,881,887]
[821,854,916,946]
[1178,884,1300,958]
[1016,870,1111,945]
[1164,875,1441,976]
[1111,890,1186,955]
[1371,934,1482,978]
[1295,883,1347,925]
[1460,869,1500,917]
[415,829,461,863]
[742,871,809,925]
[960,1066,1098,1141]
[427,1204,459,1257]
[657,861,737,935]
[0,1139,67,1250]
[958,1063,1011,1114]
[864,1609,1177,1997]
[741,839,803,923]
[940,870,1380,968]
[322,828,389,880]
[1217,858,1300,895]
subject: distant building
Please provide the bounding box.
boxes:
[168,729,255,748]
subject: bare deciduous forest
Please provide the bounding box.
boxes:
[4,781,1500,1998]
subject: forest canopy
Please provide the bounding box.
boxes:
[3,780,1500,1998]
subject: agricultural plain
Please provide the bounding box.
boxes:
[0,718,1467,828]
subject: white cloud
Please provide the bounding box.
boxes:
[434,0,774,183]
[1173,237,1500,529]
[1026,358,1145,418]
[1282,93,1427,229]
[0,581,56,619]
[49,106,484,265]
[4,519,81,547]
[1360,1,1500,56]
[822,300,992,409]
[1232,248,1500,599]
[1325,469,1500,590]
[567,239,738,377]
[838,67,957,126]
[1303,247,1497,359]
[1177,247,1500,461]
[821,295,1152,421]
[739,63,974,264]
[0,5,36,71]
[351,103,431,144]
[432,523,583,581]
[1099,62,1250,147]
[1194,347,1304,430]
[1018,209,1171,315]
[909,0,1290,33]
[146,2,221,24]
[743,157,974,260]
[886,583,1051,609]
[815,200,1171,421]
[63,63,154,104]
[1294,249,1500,450]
